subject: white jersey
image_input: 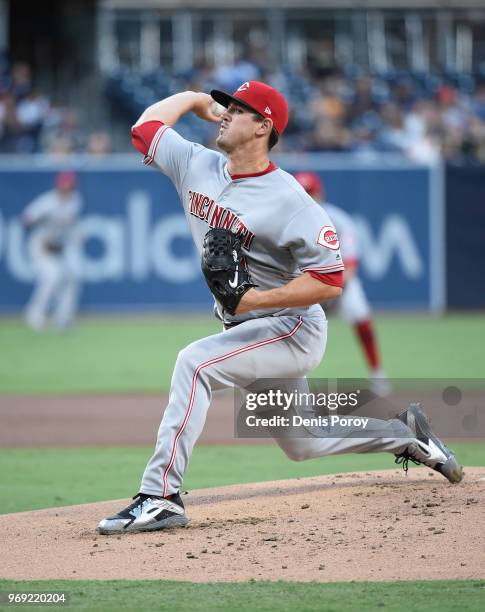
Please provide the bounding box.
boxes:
[143,124,344,324]
[23,190,82,250]
[322,202,360,264]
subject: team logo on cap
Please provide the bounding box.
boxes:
[317,226,340,251]
[264,106,272,115]
[237,82,250,91]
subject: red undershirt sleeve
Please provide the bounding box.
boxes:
[308,270,344,288]
[131,120,164,156]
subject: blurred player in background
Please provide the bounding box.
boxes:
[295,171,391,396]
[22,171,83,331]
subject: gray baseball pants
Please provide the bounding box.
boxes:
[140,310,412,497]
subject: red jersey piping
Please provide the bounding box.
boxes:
[229,161,278,180]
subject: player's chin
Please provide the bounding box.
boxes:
[216,133,230,152]
[216,130,234,153]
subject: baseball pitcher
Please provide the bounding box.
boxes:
[97,81,462,535]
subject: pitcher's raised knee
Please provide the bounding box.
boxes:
[175,339,214,375]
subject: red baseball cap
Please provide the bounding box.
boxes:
[211,81,289,136]
[55,170,78,190]
[294,171,325,198]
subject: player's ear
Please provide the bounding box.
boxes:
[256,118,273,137]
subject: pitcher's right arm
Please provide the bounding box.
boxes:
[133,92,221,128]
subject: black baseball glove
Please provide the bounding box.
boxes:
[201,228,257,316]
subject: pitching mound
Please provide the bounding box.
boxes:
[1,468,484,582]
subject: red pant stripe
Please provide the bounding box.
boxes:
[161,317,304,496]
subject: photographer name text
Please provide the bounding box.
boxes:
[245,415,369,428]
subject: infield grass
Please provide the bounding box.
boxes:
[0,580,484,611]
[1,442,484,514]
[0,313,484,394]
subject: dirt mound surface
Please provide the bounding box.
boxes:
[1,469,484,582]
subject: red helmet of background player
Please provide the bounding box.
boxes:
[55,170,78,190]
[294,171,326,200]
[211,81,289,136]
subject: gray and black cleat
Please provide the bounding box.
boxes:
[96,492,188,534]
[395,403,463,484]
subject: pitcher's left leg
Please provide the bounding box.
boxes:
[97,315,317,534]
[140,315,314,499]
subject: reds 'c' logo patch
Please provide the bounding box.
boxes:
[317,226,340,251]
